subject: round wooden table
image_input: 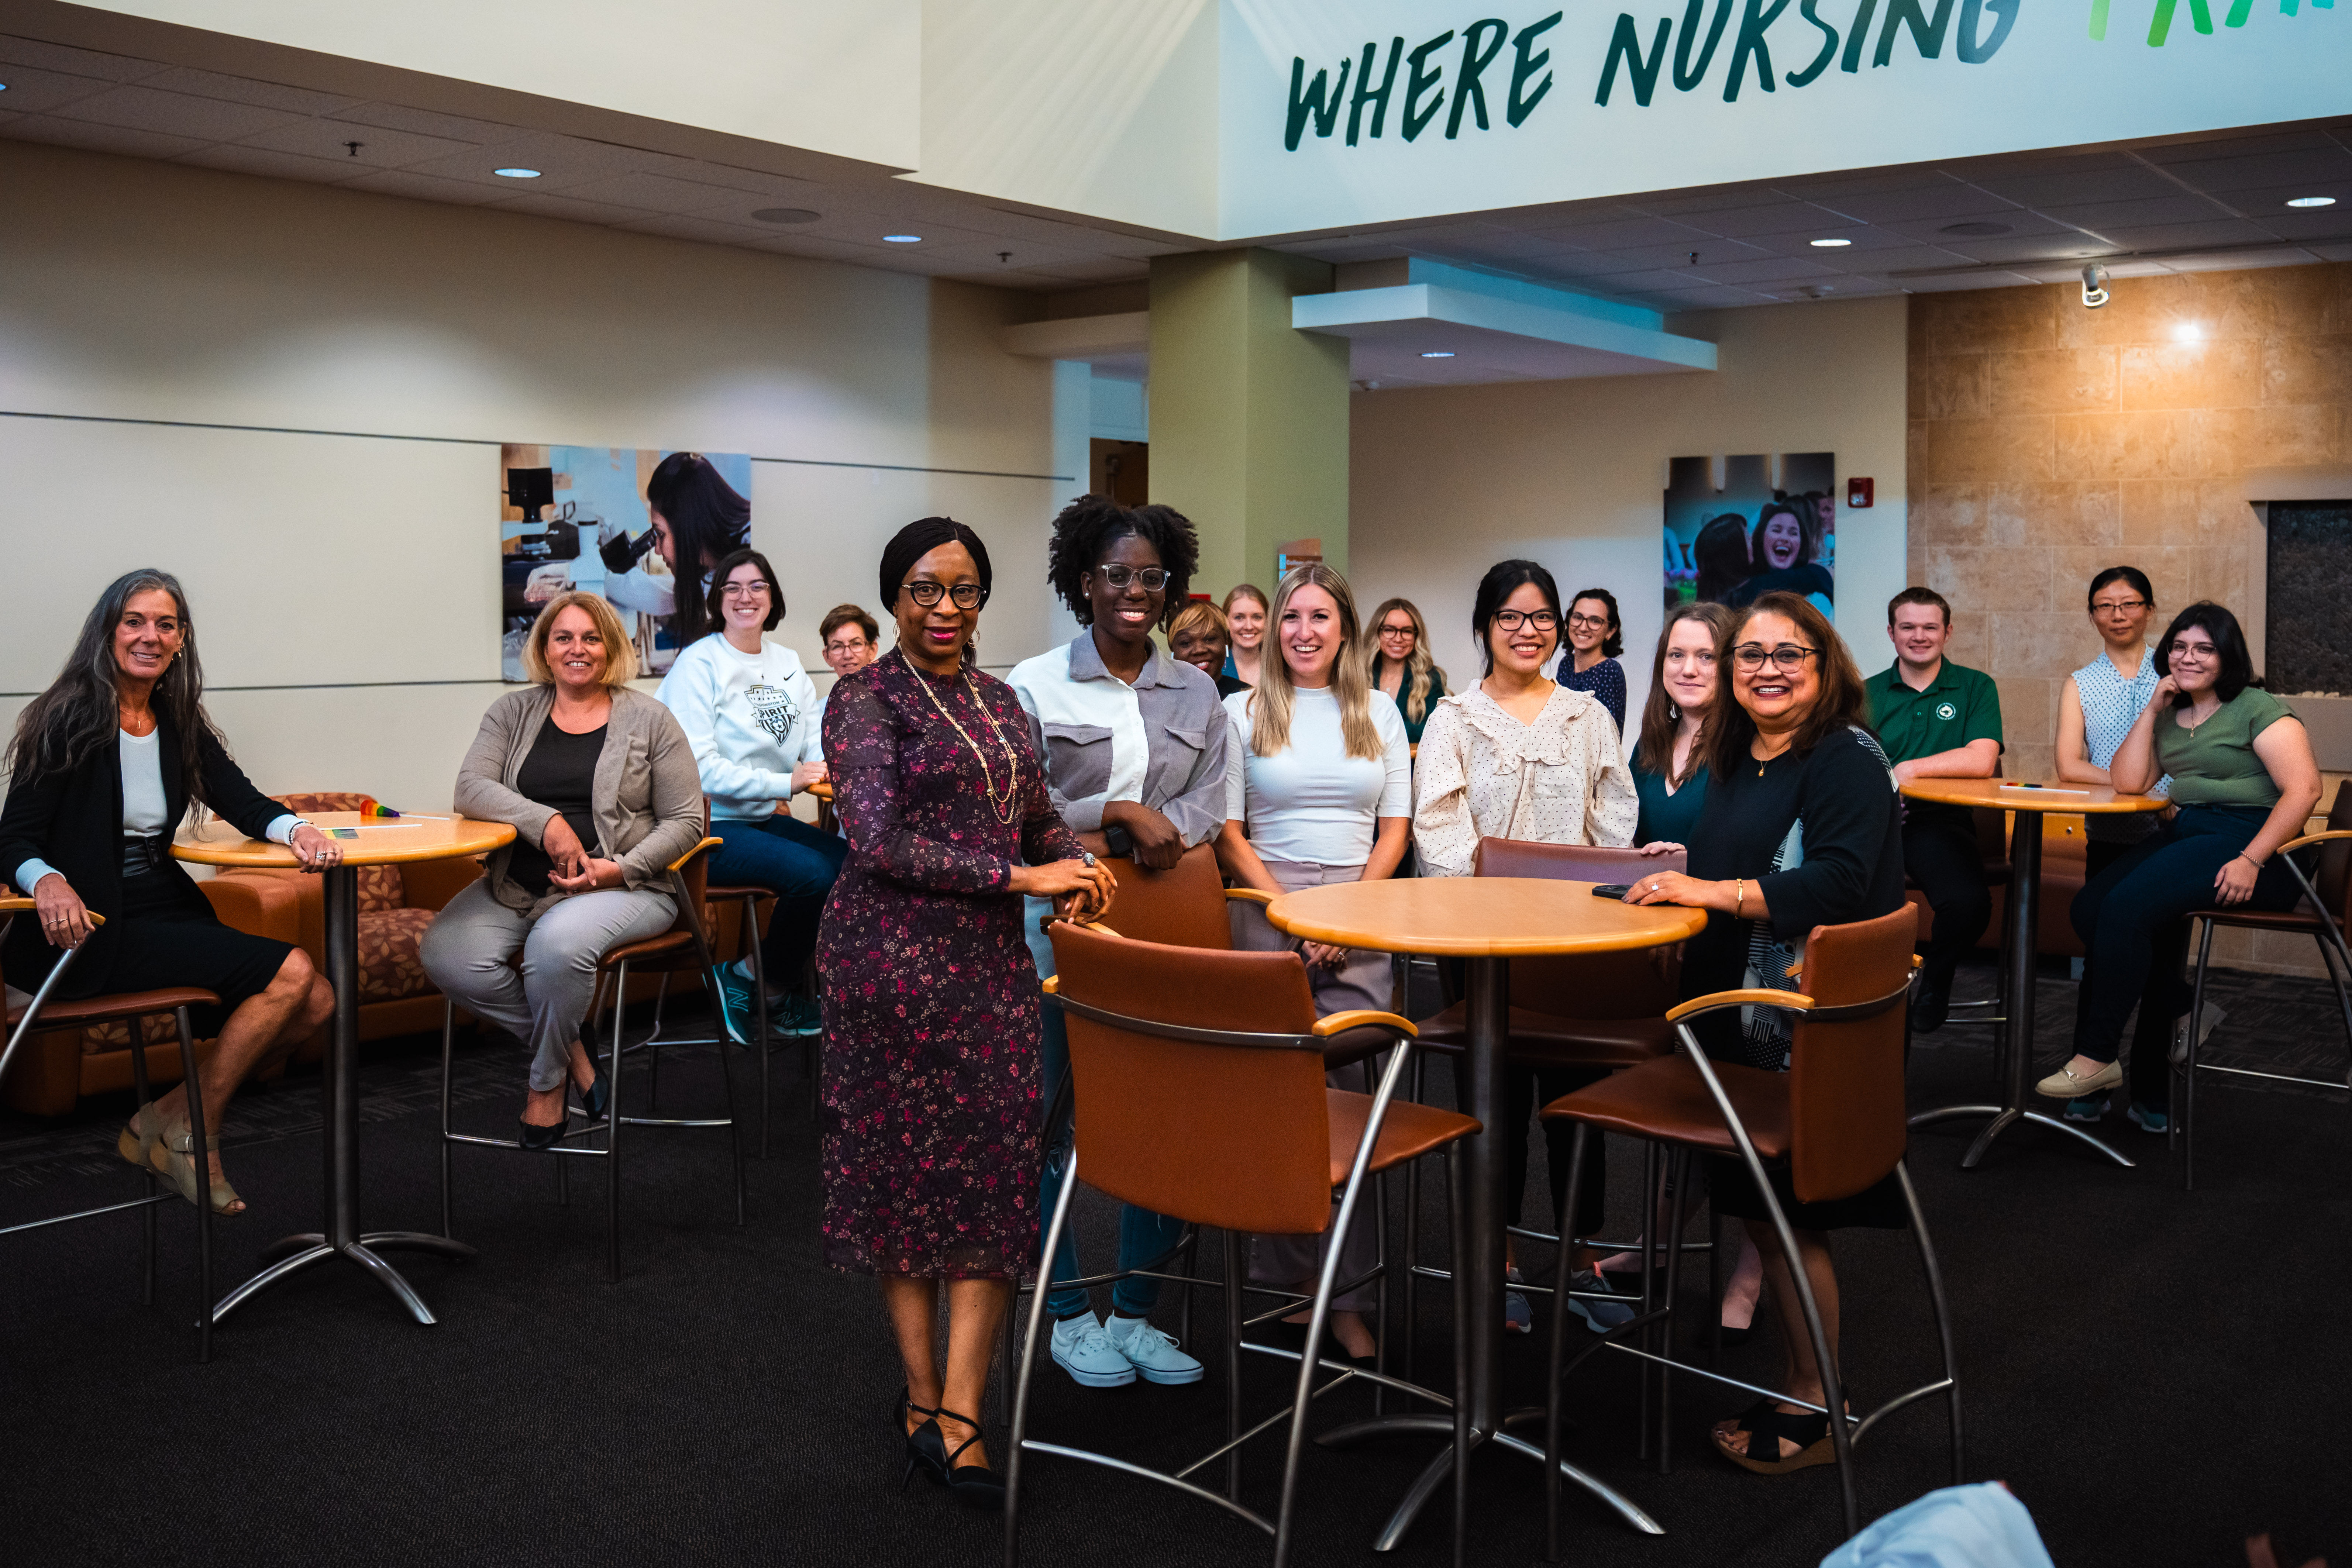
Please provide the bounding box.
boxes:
[175,811,513,1327]
[1264,876,1705,1546]
[1898,778,2166,1171]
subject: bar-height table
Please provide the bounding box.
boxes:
[174,811,514,1325]
[1901,778,2166,1169]
[1263,875,1706,1548]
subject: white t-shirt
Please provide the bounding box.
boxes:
[120,728,168,837]
[1223,685,1411,866]
[654,634,822,822]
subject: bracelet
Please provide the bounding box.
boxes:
[1734,878,1745,917]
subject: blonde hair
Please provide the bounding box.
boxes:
[1246,564,1383,762]
[521,591,641,687]
[1168,599,1228,644]
[1363,596,1446,727]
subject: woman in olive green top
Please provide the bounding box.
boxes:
[2042,602,2322,1130]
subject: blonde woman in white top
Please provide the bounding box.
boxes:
[1410,559,1639,1337]
[1217,564,1412,1363]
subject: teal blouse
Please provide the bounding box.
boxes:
[1633,761,1709,846]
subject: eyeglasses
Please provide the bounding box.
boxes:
[1567,613,1612,630]
[1491,610,1558,632]
[2092,598,2148,615]
[1378,623,1416,638]
[1094,565,1170,592]
[720,583,771,600]
[2169,640,2218,660]
[901,580,986,610]
[824,638,870,655]
[1731,643,1819,672]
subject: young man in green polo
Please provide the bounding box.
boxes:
[1869,587,2004,1033]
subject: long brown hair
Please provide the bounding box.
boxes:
[1635,601,1734,785]
[1362,597,1446,726]
[1245,565,1384,761]
[1704,591,1872,781]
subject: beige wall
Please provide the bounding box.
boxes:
[1347,296,1911,738]
[0,140,1074,821]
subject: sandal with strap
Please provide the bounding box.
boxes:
[934,1407,1005,1510]
[899,1389,947,1492]
[149,1123,245,1217]
[116,1102,169,1171]
[1713,1398,1837,1474]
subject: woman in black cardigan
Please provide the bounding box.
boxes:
[2,570,335,1216]
[1627,590,1905,1477]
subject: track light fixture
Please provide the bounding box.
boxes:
[2081,263,2111,309]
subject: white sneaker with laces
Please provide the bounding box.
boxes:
[1106,1314,1204,1385]
[1049,1312,1136,1388]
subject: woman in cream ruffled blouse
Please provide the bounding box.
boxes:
[1408,558,1638,1338]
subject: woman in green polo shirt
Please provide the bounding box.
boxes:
[2039,602,2322,1131]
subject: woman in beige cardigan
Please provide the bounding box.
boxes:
[1410,559,1637,1336]
[422,592,705,1149]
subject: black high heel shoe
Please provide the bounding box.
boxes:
[935,1407,1005,1510]
[518,1106,569,1152]
[900,1390,947,1492]
[572,1024,612,1121]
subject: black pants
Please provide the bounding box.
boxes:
[1904,808,1993,994]
[1499,1064,1607,1239]
[2072,805,2302,1109]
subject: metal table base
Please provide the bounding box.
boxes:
[1907,806,2133,1170]
[212,865,475,1326]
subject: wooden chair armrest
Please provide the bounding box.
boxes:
[667,836,724,873]
[1224,888,1274,906]
[1038,916,1120,935]
[1312,1010,1418,1040]
[1043,975,1058,995]
[1664,986,1814,1023]
[0,898,104,927]
[805,779,833,800]
[2279,829,2352,854]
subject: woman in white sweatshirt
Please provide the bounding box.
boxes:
[654,547,843,1033]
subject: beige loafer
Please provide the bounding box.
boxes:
[2035,1059,2122,1099]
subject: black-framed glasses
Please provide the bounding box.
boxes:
[1093,564,1170,592]
[1567,612,1612,630]
[824,637,870,655]
[1491,609,1558,632]
[2092,597,2148,614]
[1378,622,1416,638]
[2168,639,2218,659]
[1732,642,1818,672]
[901,580,986,610]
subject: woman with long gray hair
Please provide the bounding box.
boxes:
[0,569,337,1216]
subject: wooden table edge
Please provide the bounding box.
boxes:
[1263,880,1710,957]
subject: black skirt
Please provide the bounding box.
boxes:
[53,870,295,1037]
[1707,1156,1908,1231]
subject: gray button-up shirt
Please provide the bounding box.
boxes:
[1008,633,1230,848]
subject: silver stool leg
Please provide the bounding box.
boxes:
[1895,1161,1965,1483]
[173,1006,212,1364]
[438,998,457,1238]
[1223,1229,1246,1502]
[607,960,627,1282]
[127,1024,158,1307]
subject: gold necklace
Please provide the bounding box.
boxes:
[908,656,1020,824]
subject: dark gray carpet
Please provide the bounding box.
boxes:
[1,957,2346,1568]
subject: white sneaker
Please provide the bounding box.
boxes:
[1106,1314,1204,1385]
[1049,1312,1136,1388]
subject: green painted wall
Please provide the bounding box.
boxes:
[1147,249,1352,596]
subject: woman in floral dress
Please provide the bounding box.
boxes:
[818,516,1112,1507]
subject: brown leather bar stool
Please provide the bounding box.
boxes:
[1533,905,1961,1550]
[2176,783,2352,1188]
[436,834,742,1281]
[1008,922,1481,1568]
[0,902,219,1361]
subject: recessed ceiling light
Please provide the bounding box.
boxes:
[1810,237,1853,248]
[882,234,923,244]
[493,167,541,179]
[752,207,822,225]
[1420,351,1456,359]
[2286,196,2337,209]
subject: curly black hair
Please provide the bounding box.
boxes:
[1044,494,1199,629]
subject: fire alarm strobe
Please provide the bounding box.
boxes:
[1847,478,1874,509]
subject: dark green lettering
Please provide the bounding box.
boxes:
[1507,11,1563,125]
[1785,0,1840,84]
[1596,13,1674,104]
[1446,19,1511,136]
[1284,55,1352,149]
[1673,0,1736,89]
[1840,0,1880,69]
[1956,0,2018,58]
[1347,36,1404,143]
[1874,0,1956,62]
[1725,0,1793,96]
[1402,30,1454,140]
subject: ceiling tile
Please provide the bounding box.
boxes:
[1805,184,2026,223]
[740,233,904,264]
[50,84,308,142]
[1590,239,1772,271]
[1877,210,2079,243]
[1660,202,1862,239]
[1,115,208,159]
[137,66,360,116]
[1812,243,1977,272]
[1904,270,2042,292]
[1964,166,2185,207]
[2140,130,2347,165]
[176,143,372,184]
[2089,219,2284,251]
[1741,225,1946,257]
[0,62,115,116]
[2222,183,2352,221]
[551,169,766,214]
[1930,231,2115,264]
[339,168,515,206]
[0,36,166,83]
[1776,169,1964,200]
[1522,215,1721,249]
[235,117,478,167]
[488,190,662,224]
[2307,242,2352,262]
[663,162,829,200]
[2159,246,2326,272]
[2036,194,2242,231]
[1026,256,1150,282]
[1483,200,1652,230]
[613,214,782,247]
[1691,255,1844,284]
[2158,148,2352,195]
[326,102,518,144]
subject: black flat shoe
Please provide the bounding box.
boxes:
[900,1390,946,1492]
[518,1112,568,1152]
[573,1025,612,1120]
[935,1407,1004,1510]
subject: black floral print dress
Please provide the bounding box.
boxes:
[817,649,1087,1278]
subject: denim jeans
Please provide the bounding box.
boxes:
[1037,1001,1187,1318]
[709,814,848,981]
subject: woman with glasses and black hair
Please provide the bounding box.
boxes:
[1628,591,1906,1476]
[601,452,752,655]
[1555,587,1628,732]
[1011,496,1227,1390]
[2039,601,2321,1133]
[820,517,1114,1509]
[653,547,841,1035]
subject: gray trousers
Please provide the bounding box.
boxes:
[1232,857,1390,1313]
[421,879,676,1092]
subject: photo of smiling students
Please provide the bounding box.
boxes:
[1217,564,1412,1365]
[1726,499,1834,616]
